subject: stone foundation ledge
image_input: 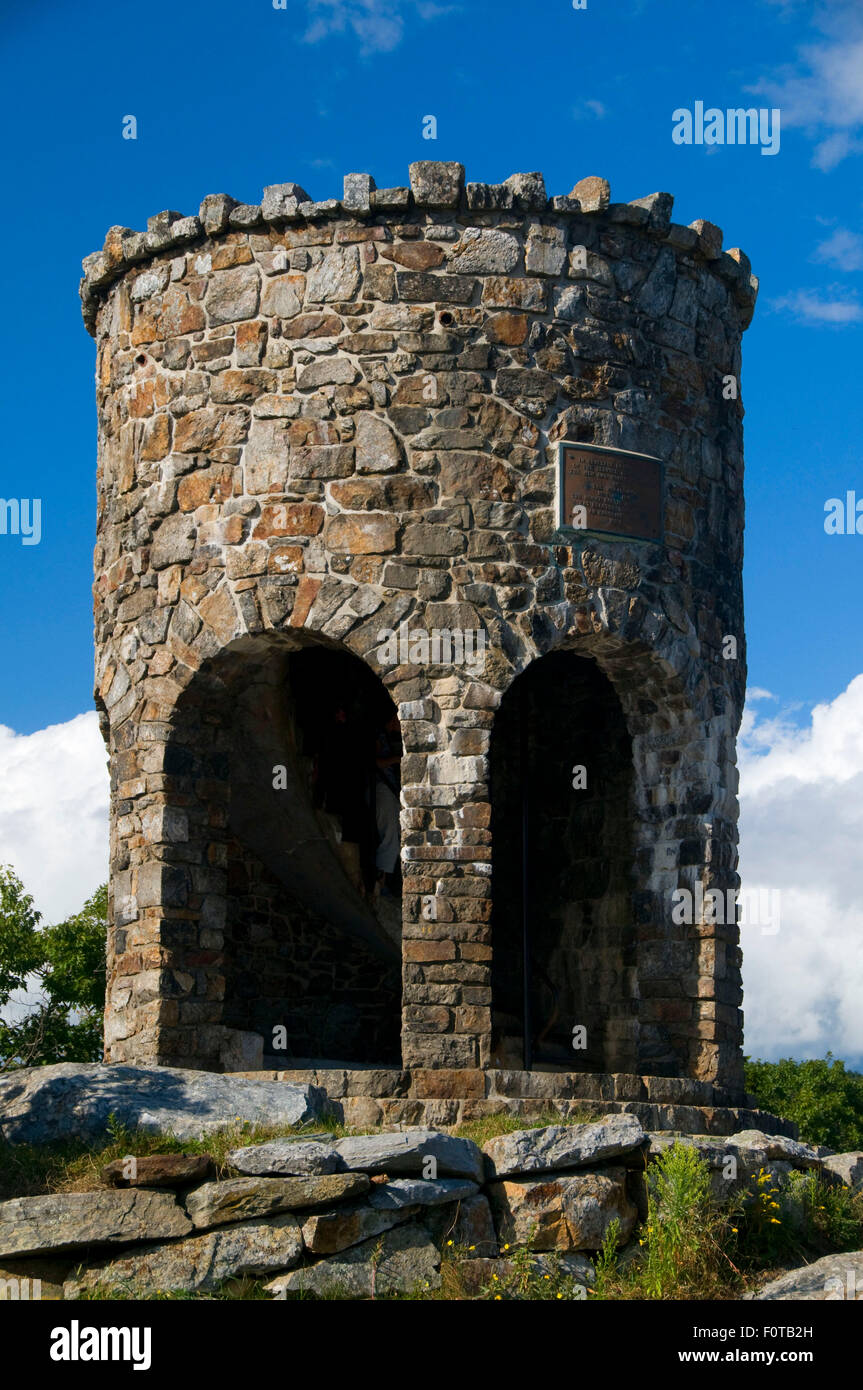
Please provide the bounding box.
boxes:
[332,1096,796,1138]
[233,1066,752,1111]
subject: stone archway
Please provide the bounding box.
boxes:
[157,631,403,1071]
[490,650,636,1073]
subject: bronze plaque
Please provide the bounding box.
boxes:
[558,442,663,542]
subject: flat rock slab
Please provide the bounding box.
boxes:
[227,1138,341,1177]
[268,1221,441,1298]
[743,1250,863,1301]
[101,1154,214,1188]
[186,1173,369,1229]
[0,1063,326,1146]
[482,1114,644,1179]
[488,1168,637,1253]
[301,1201,416,1255]
[65,1213,303,1296]
[0,1190,191,1259]
[727,1130,822,1167]
[368,1177,478,1210]
[331,1129,484,1182]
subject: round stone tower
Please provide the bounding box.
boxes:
[83,162,757,1107]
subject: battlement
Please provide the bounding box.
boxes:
[80,162,758,336]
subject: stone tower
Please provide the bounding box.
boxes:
[82,162,757,1107]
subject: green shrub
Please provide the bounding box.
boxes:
[729,1163,863,1269]
[641,1141,723,1299]
[744,1054,863,1151]
[0,868,107,1069]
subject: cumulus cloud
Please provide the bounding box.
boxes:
[738,675,863,1066]
[770,288,863,324]
[751,1,863,169]
[572,99,607,121]
[302,0,453,55]
[812,227,863,272]
[0,712,109,925]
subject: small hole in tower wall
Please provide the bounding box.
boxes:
[135,354,147,365]
[438,311,455,327]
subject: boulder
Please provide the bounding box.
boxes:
[743,1251,863,1301]
[101,1154,214,1188]
[185,1173,369,1229]
[0,1063,326,1146]
[728,1130,822,1168]
[423,1193,499,1258]
[0,1190,191,1259]
[483,1114,644,1178]
[268,1221,441,1298]
[331,1129,484,1182]
[488,1168,637,1252]
[821,1152,863,1189]
[65,1213,303,1296]
[643,1130,822,1200]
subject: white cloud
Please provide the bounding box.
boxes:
[751,2,863,169]
[572,99,606,121]
[738,674,863,1065]
[770,288,863,324]
[302,0,453,55]
[813,227,863,271]
[0,712,108,924]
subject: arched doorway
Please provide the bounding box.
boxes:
[165,633,403,1069]
[490,650,636,1073]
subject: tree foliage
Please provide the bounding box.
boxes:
[744,1054,863,1151]
[0,865,107,1069]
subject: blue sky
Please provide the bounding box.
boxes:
[0,0,861,731]
[1,0,862,1066]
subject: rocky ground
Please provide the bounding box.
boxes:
[0,1065,860,1300]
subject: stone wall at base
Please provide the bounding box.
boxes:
[83,162,756,1089]
[5,1109,854,1302]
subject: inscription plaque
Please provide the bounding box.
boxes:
[558,442,663,542]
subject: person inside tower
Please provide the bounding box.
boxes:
[374,712,402,898]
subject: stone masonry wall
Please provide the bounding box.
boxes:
[83,162,757,1093]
